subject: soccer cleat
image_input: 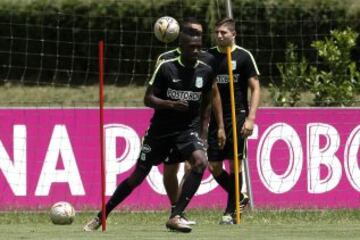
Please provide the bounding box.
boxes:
[219,214,234,225]
[83,217,101,232]
[179,212,196,225]
[166,215,192,233]
[240,193,250,211]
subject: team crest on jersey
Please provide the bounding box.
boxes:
[195,77,203,88]
[232,60,237,70]
[141,144,151,153]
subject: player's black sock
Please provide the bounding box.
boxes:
[224,172,244,215]
[171,170,203,218]
[224,173,235,214]
[97,165,151,219]
[214,170,230,193]
[170,204,176,215]
[97,180,134,219]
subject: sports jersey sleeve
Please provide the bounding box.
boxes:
[243,51,260,80]
[154,53,168,69]
[201,53,217,73]
[204,69,215,93]
[148,62,166,90]
[154,57,165,69]
[154,48,179,69]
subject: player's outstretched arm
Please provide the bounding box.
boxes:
[241,76,260,137]
[199,86,212,142]
[211,81,226,149]
[144,85,189,111]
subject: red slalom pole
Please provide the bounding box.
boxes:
[98,40,106,232]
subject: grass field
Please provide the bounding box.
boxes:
[1,209,360,240]
[0,84,321,107]
[0,85,147,107]
[2,84,360,107]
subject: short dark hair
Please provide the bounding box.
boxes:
[180,17,203,35]
[215,17,235,32]
[181,17,202,28]
[181,27,202,37]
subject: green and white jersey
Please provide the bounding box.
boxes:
[207,45,260,116]
[148,57,215,136]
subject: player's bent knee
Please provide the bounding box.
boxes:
[192,165,206,174]
[208,161,223,176]
[190,150,208,173]
[184,161,192,173]
[229,159,243,173]
[192,158,207,174]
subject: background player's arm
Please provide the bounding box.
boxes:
[211,81,226,149]
[144,85,189,111]
[241,75,260,137]
[200,84,213,142]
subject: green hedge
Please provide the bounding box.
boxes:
[0,0,359,85]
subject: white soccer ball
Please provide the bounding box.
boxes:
[49,201,75,225]
[154,16,180,43]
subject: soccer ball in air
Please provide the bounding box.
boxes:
[49,201,75,225]
[154,16,180,43]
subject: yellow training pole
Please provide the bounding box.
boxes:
[226,46,241,224]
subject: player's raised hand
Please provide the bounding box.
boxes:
[217,128,226,149]
[241,118,254,137]
[171,100,189,111]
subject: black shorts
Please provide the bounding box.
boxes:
[137,129,205,168]
[207,114,247,162]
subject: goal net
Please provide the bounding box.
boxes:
[0,0,359,210]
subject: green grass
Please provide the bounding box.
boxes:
[0,85,146,107]
[1,209,360,239]
[0,84,359,107]
[0,84,312,107]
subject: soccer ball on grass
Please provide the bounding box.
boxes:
[49,201,75,225]
[154,16,180,43]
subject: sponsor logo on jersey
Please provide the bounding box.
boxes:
[172,78,182,83]
[190,131,199,137]
[140,153,146,161]
[167,88,202,101]
[195,77,203,88]
[141,144,152,153]
[232,60,237,70]
[164,149,173,163]
[216,74,240,84]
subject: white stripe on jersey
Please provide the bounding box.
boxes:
[148,57,178,86]
[154,48,180,67]
[209,45,260,76]
[234,45,260,76]
[198,60,211,69]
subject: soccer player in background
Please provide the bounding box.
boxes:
[157,17,226,226]
[207,17,260,224]
[84,29,224,233]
